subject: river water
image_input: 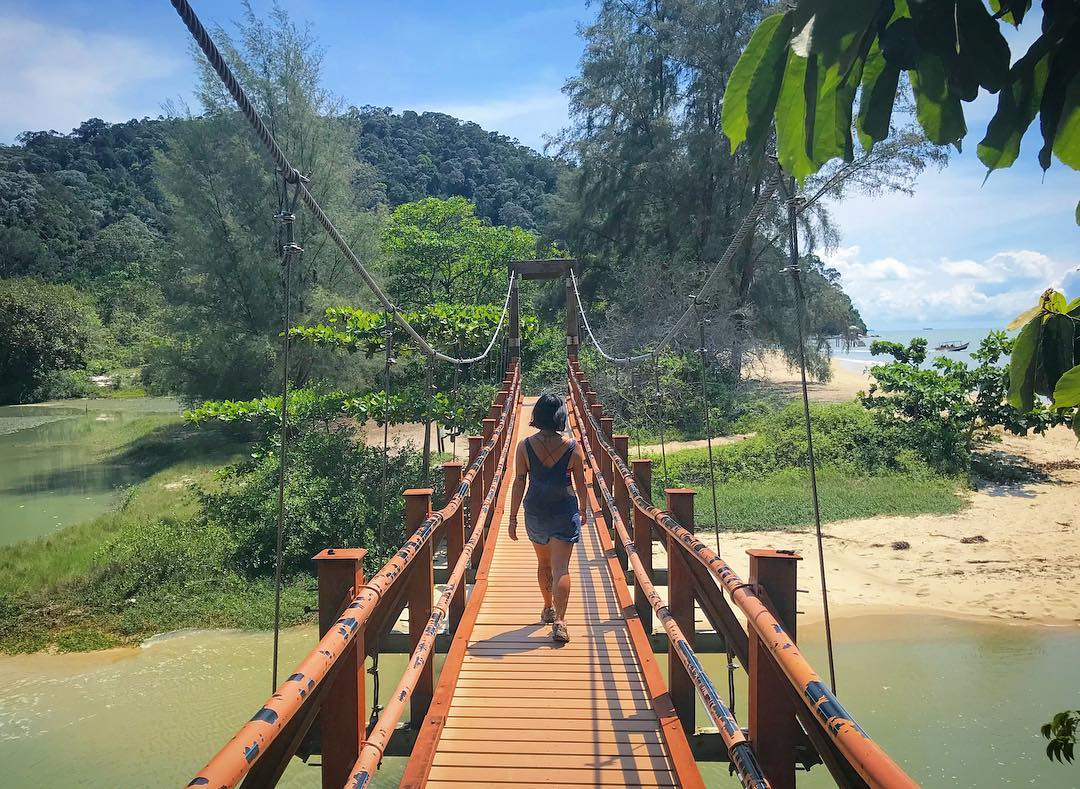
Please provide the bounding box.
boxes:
[0,398,180,545]
[1,615,1077,787]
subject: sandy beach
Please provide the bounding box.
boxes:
[712,354,1080,627]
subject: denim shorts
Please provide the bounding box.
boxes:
[524,509,581,545]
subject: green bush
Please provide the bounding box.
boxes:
[0,277,104,404]
[203,430,438,577]
[654,401,914,486]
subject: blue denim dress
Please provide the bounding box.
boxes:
[523,437,581,545]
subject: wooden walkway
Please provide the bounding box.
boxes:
[409,400,701,788]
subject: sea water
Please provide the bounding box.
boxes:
[831,327,1001,371]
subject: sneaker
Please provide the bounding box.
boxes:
[552,622,571,643]
[540,607,556,624]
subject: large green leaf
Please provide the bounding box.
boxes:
[1052,364,1080,409]
[1037,27,1080,171]
[989,0,1031,27]
[722,11,794,154]
[796,0,884,80]
[857,39,901,150]
[977,47,1051,170]
[910,53,967,146]
[1008,317,1041,411]
[955,0,1011,94]
[1038,314,1077,397]
[1051,70,1080,169]
[812,52,864,165]
[775,50,817,181]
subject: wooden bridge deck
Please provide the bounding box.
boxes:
[415,400,696,787]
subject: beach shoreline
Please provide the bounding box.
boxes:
[728,353,1080,629]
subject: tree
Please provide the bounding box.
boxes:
[860,332,1069,473]
[381,196,545,309]
[0,278,101,404]
[722,0,1080,221]
[550,0,938,379]
[150,1,377,402]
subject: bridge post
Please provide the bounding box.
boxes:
[509,274,520,359]
[312,547,368,789]
[442,462,466,631]
[632,459,654,633]
[747,549,801,789]
[481,418,496,523]
[405,489,435,725]
[612,434,631,574]
[565,276,579,359]
[599,416,615,532]
[467,436,484,566]
[665,489,697,736]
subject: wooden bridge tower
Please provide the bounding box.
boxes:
[507,258,580,360]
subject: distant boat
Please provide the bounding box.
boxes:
[935,341,969,352]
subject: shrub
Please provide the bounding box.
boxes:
[202,430,438,577]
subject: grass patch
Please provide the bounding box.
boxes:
[661,467,966,531]
[0,416,253,653]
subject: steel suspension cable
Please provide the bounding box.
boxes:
[653,362,669,488]
[568,169,780,367]
[376,312,394,546]
[168,0,513,367]
[694,304,721,556]
[783,179,837,694]
[270,200,300,691]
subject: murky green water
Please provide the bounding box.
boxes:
[0,398,180,545]
[1,615,1076,787]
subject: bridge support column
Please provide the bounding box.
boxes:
[565,276,579,359]
[747,549,801,789]
[405,489,435,725]
[665,489,697,736]
[632,459,654,633]
[467,436,485,567]
[313,548,368,789]
[481,418,496,526]
[509,274,520,359]
[442,462,466,631]
[612,434,631,575]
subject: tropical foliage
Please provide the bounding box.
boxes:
[351,106,559,227]
[1006,288,1080,423]
[722,0,1080,220]
[861,332,1072,473]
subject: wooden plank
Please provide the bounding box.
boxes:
[435,742,667,758]
[426,766,677,786]
[432,752,675,771]
[437,728,666,746]
[447,705,658,720]
[441,717,663,733]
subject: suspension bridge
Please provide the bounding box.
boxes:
[166,1,921,785]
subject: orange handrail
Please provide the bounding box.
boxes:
[186,365,520,789]
[566,390,771,789]
[344,376,521,788]
[567,363,918,789]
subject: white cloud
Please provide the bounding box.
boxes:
[0,16,181,140]
[824,246,1079,327]
[430,89,568,151]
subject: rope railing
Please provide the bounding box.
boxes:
[186,365,521,788]
[566,365,918,789]
[167,0,514,367]
[566,377,770,789]
[568,167,780,367]
[345,378,520,789]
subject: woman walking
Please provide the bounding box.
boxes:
[508,393,589,643]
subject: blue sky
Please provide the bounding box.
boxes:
[3,0,1077,329]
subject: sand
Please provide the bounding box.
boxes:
[715,355,1080,627]
[747,350,872,402]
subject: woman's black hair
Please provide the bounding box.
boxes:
[530,392,567,432]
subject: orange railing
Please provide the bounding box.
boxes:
[567,361,918,789]
[187,363,521,789]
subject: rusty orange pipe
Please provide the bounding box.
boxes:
[344,386,519,788]
[567,365,918,789]
[567,400,770,789]
[185,367,520,788]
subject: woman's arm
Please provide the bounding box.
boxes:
[571,442,589,522]
[508,440,528,541]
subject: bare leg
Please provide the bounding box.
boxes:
[549,538,575,623]
[531,541,553,609]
